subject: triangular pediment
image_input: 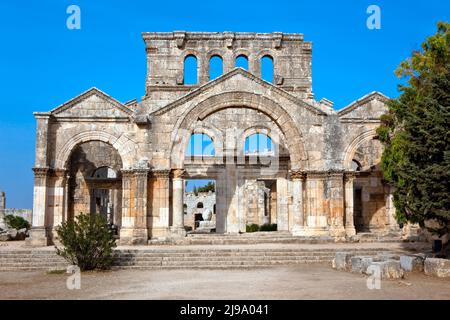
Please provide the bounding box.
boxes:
[338,92,389,120]
[150,68,326,116]
[51,87,134,118]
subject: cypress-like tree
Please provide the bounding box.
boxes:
[377,22,450,236]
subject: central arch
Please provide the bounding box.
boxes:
[170,91,308,169]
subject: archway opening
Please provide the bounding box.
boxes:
[261,55,274,83]
[186,133,215,157]
[184,179,216,232]
[184,55,198,85]
[67,141,122,234]
[209,55,223,80]
[244,133,273,155]
[235,55,249,70]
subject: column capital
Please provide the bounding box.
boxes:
[121,169,135,178]
[344,172,357,182]
[32,167,50,178]
[134,168,150,178]
[152,169,171,179]
[172,169,186,179]
[289,170,306,181]
[51,168,68,178]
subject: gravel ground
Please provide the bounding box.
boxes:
[0,266,449,300]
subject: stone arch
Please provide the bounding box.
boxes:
[170,92,307,169]
[188,122,224,158]
[343,129,378,170]
[55,131,137,170]
[236,125,287,157]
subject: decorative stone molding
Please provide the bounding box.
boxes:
[223,32,235,48]
[290,170,306,180]
[172,169,186,179]
[33,167,50,178]
[272,32,283,49]
[174,31,186,48]
[344,172,357,182]
[121,169,135,179]
[152,170,171,179]
[305,170,344,180]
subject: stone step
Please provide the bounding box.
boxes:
[114,256,335,264]
[0,247,402,271]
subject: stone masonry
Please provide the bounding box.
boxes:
[29,31,399,246]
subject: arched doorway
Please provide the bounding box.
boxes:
[67,141,123,231]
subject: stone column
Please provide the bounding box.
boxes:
[49,169,68,244]
[27,167,50,246]
[344,173,357,237]
[386,186,399,231]
[119,169,149,245]
[291,170,306,236]
[52,169,68,227]
[150,170,171,239]
[276,176,289,231]
[328,172,346,238]
[171,169,186,237]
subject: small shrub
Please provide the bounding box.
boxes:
[246,224,260,233]
[4,215,30,230]
[55,213,117,271]
[259,223,278,232]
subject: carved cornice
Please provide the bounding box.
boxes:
[134,169,150,178]
[33,167,50,178]
[121,169,136,178]
[305,170,345,180]
[152,169,171,179]
[172,169,186,179]
[289,170,306,181]
[344,172,358,182]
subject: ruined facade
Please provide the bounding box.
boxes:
[29,32,399,246]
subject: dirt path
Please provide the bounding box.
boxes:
[0,266,449,300]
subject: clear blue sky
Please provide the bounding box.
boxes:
[0,0,448,208]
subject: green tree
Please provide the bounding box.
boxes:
[377,22,450,236]
[55,213,117,271]
[197,181,215,193]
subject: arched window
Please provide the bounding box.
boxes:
[235,55,248,70]
[261,55,274,83]
[209,55,223,80]
[197,202,204,209]
[91,167,117,179]
[186,133,215,156]
[244,133,273,155]
[184,55,198,85]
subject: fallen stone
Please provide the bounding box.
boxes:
[332,252,354,271]
[367,260,404,279]
[424,258,450,278]
[6,229,18,240]
[400,255,424,272]
[0,233,11,241]
[377,252,401,261]
[351,256,374,274]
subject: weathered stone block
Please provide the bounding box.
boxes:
[367,260,404,279]
[332,252,353,270]
[377,253,400,261]
[424,258,450,278]
[400,255,424,272]
[351,256,373,274]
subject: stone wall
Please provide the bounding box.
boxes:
[184,191,216,229]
